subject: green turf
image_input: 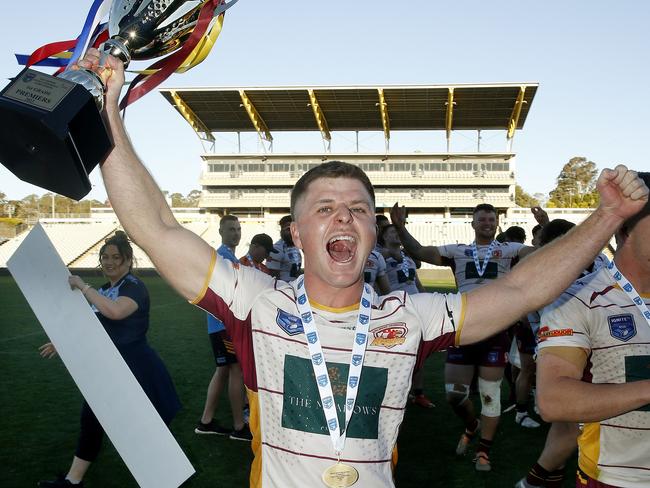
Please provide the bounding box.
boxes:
[0,275,576,487]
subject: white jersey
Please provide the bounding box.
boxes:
[438,241,525,293]
[538,267,650,488]
[364,250,387,288]
[193,251,465,488]
[267,239,302,282]
[385,254,419,295]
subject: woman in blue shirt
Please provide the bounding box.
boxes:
[38,231,181,488]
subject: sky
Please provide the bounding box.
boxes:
[1,0,649,202]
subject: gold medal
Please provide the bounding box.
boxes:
[322,462,359,487]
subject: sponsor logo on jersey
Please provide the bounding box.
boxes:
[487,351,499,364]
[608,314,637,342]
[369,323,408,348]
[365,259,375,268]
[492,249,502,258]
[537,326,574,342]
[276,309,304,336]
[464,249,473,257]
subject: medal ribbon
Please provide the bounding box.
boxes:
[470,240,496,278]
[294,276,373,454]
[607,261,650,325]
[399,250,410,277]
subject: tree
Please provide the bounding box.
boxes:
[515,185,539,208]
[186,189,202,207]
[548,157,599,208]
[169,192,185,207]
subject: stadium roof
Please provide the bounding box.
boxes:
[159,83,538,143]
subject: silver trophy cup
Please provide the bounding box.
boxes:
[0,0,227,199]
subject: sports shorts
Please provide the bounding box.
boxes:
[209,330,238,367]
[446,331,510,367]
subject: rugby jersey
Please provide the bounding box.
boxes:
[192,250,466,488]
[384,254,419,295]
[267,239,302,282]
[363,250,387,288]
[538,267,650,488]
[438,241,524,293]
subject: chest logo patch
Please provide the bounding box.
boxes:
[608,314,637,342]
[370,323,408,348]
[276,309,304,336]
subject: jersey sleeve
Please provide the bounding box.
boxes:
[537,290,591,351]
[191,249,275,322]
[411,291,465,344]
[437,244,456,259]
[118,277,148,310]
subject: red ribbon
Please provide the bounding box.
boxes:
[26,40,77,68]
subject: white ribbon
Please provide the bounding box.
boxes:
[470,240,497,278]
[294,276,372,454]
[607,260,650,326]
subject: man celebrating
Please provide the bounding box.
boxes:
[239,233,274,274]
[79,49,647,487]
[390,203,537,470]
[536,172,650,488]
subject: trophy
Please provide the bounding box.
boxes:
[0,0,234,200]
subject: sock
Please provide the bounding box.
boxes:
[65,476,81,485]
[526,462,551,486]
[465,418,480,436]
[545,467,566,488]
[516,402,528,413]
[477,438,493,456]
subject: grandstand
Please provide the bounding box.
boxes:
[159,84,537,218]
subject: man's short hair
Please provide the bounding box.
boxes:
[279,215,293,227]
[290,161,375,218]
[505,226,526,244]
[540,219,575,246]
[472,203,497,216]
[495,232,507,243]
[251,233,274,254]
[377,224,396,247]
[622,172,650,233]
[219,214,238,228]
[376,214,389,225]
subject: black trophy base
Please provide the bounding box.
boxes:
[0,68,113,200]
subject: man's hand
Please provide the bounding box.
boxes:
[390,202,407,228]
[597,165,649,221]
[531,206,549,226]
[73,47,125,112]
[39,342,58,359]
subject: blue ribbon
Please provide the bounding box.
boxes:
[68,0,107,67]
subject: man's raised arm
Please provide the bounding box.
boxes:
[78,49,212,301]
[459,166,648,345]
[390,203,443,265]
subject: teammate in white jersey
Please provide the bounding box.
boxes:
[267,215,303,281]
[536,172,650,488]
[391,203,538,470]
[82,48,648,488]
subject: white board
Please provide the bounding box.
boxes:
[7,224,194,487]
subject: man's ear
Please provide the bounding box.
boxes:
[290,221,303,250]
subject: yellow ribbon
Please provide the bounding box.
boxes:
[126,13,225,75]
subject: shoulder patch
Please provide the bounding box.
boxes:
[537,326,574,342]
[370,323,408,348]
[608,314,637,342]
[276,309,304,336]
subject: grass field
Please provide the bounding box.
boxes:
[0,275,576,487]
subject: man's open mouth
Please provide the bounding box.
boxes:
[326,235,357,263]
